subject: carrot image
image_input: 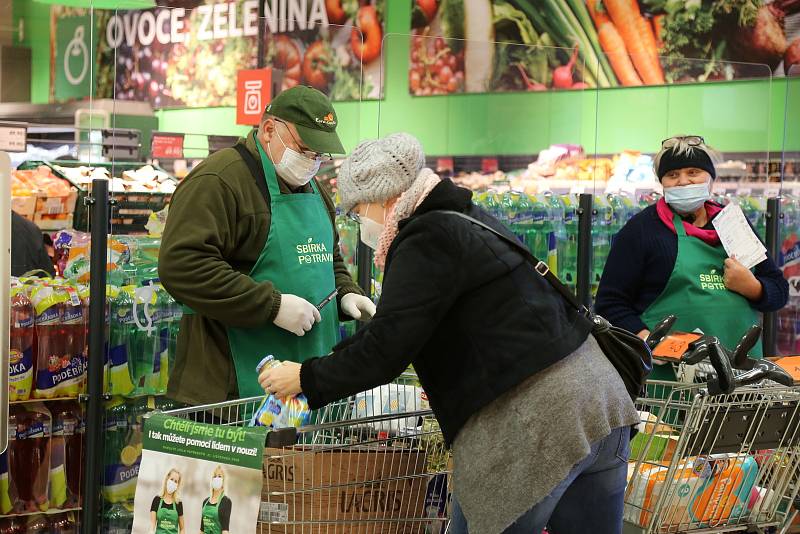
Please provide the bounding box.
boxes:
[586,0,643,86]
[652,14,665,49]
[637,14,661,69]
[602,0,665,84]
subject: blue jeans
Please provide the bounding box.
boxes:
[449,425,630,534]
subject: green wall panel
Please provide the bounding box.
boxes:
[13,0,800,155]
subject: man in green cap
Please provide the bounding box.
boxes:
[159,85,375,405]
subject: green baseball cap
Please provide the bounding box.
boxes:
[264,86,345,155]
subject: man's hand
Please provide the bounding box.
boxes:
[724,257,763,301]
[259,361,302,398]
[341,293,376,321]
[273,294,321,336]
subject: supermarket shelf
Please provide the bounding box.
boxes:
[10,396,81,405]
[0,507,81,519]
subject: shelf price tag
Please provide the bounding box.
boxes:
[0,124,27,152]
[481,158,499,173]
[436,158,454,173]
[151,133,185,159]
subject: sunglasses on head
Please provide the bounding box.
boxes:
[661,135,705,148]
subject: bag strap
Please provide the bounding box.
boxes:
[437,210,588,315]
[232,142,270,205]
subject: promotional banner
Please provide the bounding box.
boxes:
[409,0,800,95]
[131,414,267,534]
[51,0,385,108]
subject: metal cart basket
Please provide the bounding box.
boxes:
[164,373,452,534]
[624,380,800,534]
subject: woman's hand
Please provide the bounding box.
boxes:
[637,329,650,341]
[259,361,302,398]
[724,257,764,301]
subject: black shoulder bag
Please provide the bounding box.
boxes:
[439,210,652,400]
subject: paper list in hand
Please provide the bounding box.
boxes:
[712,203,767,270]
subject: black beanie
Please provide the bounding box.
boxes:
[657,147,716,180]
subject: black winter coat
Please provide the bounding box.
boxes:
[300,179,593,445]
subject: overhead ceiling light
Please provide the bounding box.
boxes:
[33,0,156,9]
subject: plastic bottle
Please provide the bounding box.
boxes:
[102,502,133,534]
[0,518,23,534]
[545,194,565,275]
[12,406,51,512]
[52,403,82,508]
[10,283,35,401]
[102,399,137,504]
[49,405,68,510]
[108,288,135,396]
[592,196,613,298]
[57,282,86,398]
[24,515,49,534]
[559,195,579,292]
[529,194,549,261]
[51,513,77,534]
[30,285,66,399]
[251,356,311,429]
[1,412,20,514]
[131,286,160,395]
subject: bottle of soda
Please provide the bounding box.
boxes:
[49,404,68,510]
[51,512,77,534]
[57,282,85,398]
[546,193,566,275]
[52,402,82,508]
[131,286,160,395]
[102,399,133,504]
[10,282,35,401]
[108,288,135,396]
[1,411,20,514]
[102,503,133,534]
[559,195,579,293]
[24,515,49,534]
[0,518,23,534]
[166,289,181,383]
[592,196,613,299]
[529,194,548,260]
[30,285,66,399]
[12,406,51,512]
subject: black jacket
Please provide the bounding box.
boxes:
[12,211,54,277]
[301,179,593,445]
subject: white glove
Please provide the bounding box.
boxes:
[273,294,321,336]
[341,293,377,321]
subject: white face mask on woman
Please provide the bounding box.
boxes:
[664,181,711,215]
[211,476,224,490]
[268,129,321,188]
[358,204,385,250]
[166,480,179,494]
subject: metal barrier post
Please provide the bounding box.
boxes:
[577,193,594,308]
[764,196,781,357]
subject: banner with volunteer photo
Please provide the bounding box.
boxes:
[50,0,386,107]
[408,0,800,95]
[132,413,267,534]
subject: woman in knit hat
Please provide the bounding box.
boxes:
[260,132,639,534]
[596,135,788,381]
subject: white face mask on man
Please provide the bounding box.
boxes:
[268,128,322,188]
[358,204,385,250]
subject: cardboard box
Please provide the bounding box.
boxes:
[261,446,429,533]
[12,195,36,219]
[33,191,77,230]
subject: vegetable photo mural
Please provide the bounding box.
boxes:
[51,0,385,107]
[409,0,800,94]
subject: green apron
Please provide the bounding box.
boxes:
[641,212,761,382]
[155,498,179,534]
[225,139,339,398]
[201,494,224,534]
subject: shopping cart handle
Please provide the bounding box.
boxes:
[646,315,678,351]
[681,336,718,365]
[731,325,763,370]
[705,342,736,395]
[734,361,794,388]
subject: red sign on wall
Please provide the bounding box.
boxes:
[151,133,185,159]
[237,68,272,126]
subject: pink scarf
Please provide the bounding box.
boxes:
[374,169,441,269]
[656,198,722,246]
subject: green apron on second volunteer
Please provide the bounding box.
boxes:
[201,495,224,534]
[226,138,339,398]
[641,211,761,382]
[155,498,180,534]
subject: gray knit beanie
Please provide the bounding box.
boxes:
[337,133,425,213]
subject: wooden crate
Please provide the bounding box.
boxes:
[260,446,429,534]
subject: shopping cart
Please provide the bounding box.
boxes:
[163,372,452,534]
[625,322,800,534]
